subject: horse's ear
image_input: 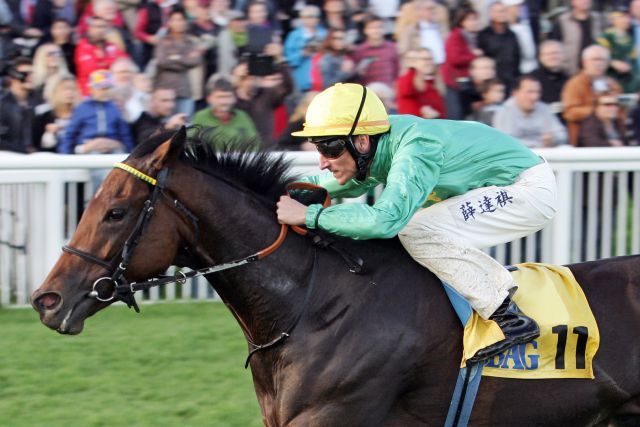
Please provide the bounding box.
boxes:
[147,126,187,171]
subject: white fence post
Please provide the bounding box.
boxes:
[550,168,573,265]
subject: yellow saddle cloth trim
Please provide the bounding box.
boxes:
[461,263,600,379]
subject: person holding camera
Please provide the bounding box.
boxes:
[396,47,445,119]
[0,57,36,153]
[233,43,293,149]
[283,5,327,92]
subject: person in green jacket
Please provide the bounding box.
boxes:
[192,75,260,149]
[276,83,558,363]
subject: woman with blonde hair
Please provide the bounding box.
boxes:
[32,43,70,101]
[33,74,79,152]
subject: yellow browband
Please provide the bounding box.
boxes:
[113,162,157,186]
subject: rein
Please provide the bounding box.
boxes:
[62,161,330,364]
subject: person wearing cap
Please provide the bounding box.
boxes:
[58,69,133,154]
[276,82,558,363]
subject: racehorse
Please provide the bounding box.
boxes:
[31,128,640,426]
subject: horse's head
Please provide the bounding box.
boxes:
[31,128,195,334]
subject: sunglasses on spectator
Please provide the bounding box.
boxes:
[599,102,619,106]
[310,136,350,159]
[47,50,62,57]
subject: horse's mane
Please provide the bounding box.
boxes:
[129,127,297,202]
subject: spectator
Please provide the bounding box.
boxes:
[396,47,445,119]
[505,0,537,74]
[529,40,569,106]
[396,0,448,65]
[478,1,521,92]
[551,0,605,76]
[132,87,188,146]
[58,69,133,154]
[210,0,235,27]
[441,6,482,120]
[277,90,318,151]
[323,0,359,45]
[352,15,399,87]
[46,19,76,75]
[493,75,567,148]
[153,6,203,117]
[233,57,293,149]
[283,5,327,92]
[75,16,129,97]
[110,57,147,122]
[192,74,259,148]
[471,78,506,125]
[191,3,221,87]
[216,11,248,76]
[578,91,627,146]
[395,0,450,46]
[33,74,79,152]
[33,0,75,35]
[0,57,36,153]
[562,44,622,146]
[459,55,497,119]
[31,43,69,102]
[133,0,169,71]
[597,8,639,93]
[310,28,355,91]
[631,0,640,70]
[76,0,128,46]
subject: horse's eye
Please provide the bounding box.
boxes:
[106,208,127,222]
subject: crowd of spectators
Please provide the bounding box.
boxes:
[2,0,640,156]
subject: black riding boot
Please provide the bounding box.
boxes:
[467,294,540,364]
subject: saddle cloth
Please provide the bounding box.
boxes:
[449,263,600,379]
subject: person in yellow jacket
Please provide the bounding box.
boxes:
[276,83,558,362]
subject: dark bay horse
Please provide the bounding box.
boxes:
[31,129,640,426]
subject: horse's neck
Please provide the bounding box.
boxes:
[178,170,313,344]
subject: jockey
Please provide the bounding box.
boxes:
[276,83,558,363]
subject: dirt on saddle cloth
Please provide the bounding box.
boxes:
[462,263,600,379]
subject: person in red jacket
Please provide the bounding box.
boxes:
[75,16,129,97]
[441,6,482,119]
[396,47,446,119]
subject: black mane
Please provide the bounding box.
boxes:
[129,127,297,202]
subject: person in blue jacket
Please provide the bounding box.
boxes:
[58,69,133,154]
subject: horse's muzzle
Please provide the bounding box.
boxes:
[31,290,63,315]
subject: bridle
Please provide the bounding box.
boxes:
[62,161,328,315]
[62,162,199,312]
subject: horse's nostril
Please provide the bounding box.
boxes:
[36,292,62,311]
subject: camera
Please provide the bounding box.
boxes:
[246,53,276,77]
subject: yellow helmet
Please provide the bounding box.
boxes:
[292,83,390,138]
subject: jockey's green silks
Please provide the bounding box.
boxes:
[302,115,541,239]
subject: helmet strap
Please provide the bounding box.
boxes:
[346,85,378,182]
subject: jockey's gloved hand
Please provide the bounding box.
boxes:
[289,187,329,207]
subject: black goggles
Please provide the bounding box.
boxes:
[310,136,350,159]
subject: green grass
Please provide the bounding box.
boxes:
[0,302,262,427]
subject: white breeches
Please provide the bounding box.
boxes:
[398,161,558,319]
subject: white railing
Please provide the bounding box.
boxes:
[1,148,640,307]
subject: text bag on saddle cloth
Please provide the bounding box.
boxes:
[447,263,600,379]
